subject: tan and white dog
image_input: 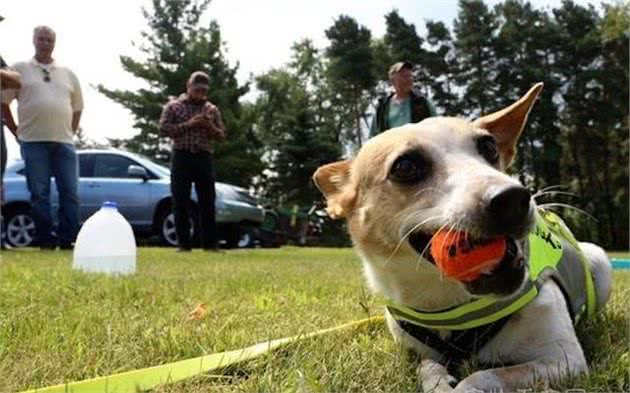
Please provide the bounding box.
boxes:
[313,83,612,392]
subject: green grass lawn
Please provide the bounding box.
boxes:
[608,251,630,259]
[0,247,628,392]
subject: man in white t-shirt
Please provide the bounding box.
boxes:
[1,25,83,250]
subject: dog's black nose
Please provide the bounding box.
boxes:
[486,186,532,232]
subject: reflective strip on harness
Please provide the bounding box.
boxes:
[387,282,539,330]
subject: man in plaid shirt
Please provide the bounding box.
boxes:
[159,71,225,251]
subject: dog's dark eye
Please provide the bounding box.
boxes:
[389,152,430,184]
[476,135,500,164]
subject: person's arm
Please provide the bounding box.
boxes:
[0,69,21,89]
[1,68,20,136]
[207,106,225,141]
[159,102,187,138]
[72,111,82,132]
[1,103,17,136]
[159,102,207,138]
[68,70,84,133]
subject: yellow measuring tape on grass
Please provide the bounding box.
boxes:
[21,316,383,393]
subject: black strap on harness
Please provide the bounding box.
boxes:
[396,315,511,369]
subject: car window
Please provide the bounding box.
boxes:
[93,154,138,178]
[13,157,93,177]
[133,153,170,176]
[79,154,93,178]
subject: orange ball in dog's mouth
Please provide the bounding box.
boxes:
[430,231,507,282]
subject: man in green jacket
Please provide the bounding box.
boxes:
[370,61,437,137]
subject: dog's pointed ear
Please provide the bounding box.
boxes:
[473,82,543,167]
[312,160,356,219]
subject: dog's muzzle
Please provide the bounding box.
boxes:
[408,232,527,297]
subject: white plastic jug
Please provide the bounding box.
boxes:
[73,201,136,275]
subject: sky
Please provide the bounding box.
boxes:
[1,0,599,163]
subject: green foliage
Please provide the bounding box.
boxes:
[384,10,424,66]
[253,41,341,208]
[492,0,563,189]
[421,0,627,249]
[252,1,627,248]
[325,15,377,93]
[325,15,377,149]
[549,0,629,248]
[370,38,394,86]
[74,127,110,150]
[97,0,262,186]
[251,41,350,248]
[423,20,460,114]
[453,0,500,116]
[383,10,440,103]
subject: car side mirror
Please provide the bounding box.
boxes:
[128,165,149,181]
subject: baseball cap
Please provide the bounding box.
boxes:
[189,71,209,87]
[388,61,413,77]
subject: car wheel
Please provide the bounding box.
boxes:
[224,225,242,249]
[5,206,36,248]
[262,210,279,231]
[236,229,256,248]
[158,209,195,247]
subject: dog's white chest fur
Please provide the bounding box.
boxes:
[357,250,471,311]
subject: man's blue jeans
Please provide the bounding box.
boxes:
[20,142,79,246]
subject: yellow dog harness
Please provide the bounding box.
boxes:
[386,210,596,362]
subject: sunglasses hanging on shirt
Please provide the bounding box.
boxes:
[42,68,50,82]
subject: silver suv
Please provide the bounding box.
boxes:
[2,149,264,248]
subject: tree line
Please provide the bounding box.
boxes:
[96,0,629,249]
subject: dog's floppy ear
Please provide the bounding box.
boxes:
[312,160,357,219]
[473,82,543,167]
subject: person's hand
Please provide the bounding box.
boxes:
[184,113,212,129]
[205,105,218,118]
[208,127,224,140]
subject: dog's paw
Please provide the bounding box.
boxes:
[452,371,503,393]
[419,359,458,393]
